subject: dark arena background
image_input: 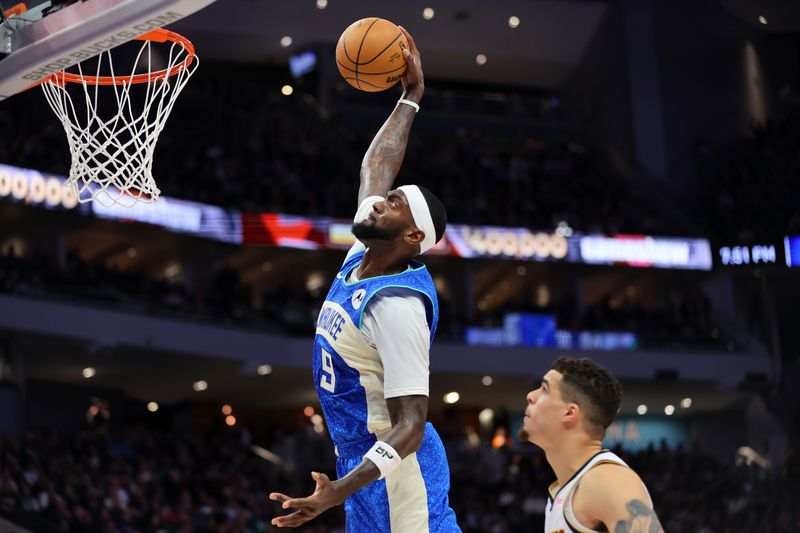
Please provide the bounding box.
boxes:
[1,0,800,531]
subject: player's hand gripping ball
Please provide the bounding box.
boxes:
[336,18,409,92]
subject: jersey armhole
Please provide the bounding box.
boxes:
[563,483,599,533]
[565,460,632,533]
[357,285,435,332]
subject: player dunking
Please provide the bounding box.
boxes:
[522,357,664,533]
[270,27,460,532]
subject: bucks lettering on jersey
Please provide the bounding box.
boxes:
[312,250,439,447]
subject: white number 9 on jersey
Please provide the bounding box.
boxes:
[320,348,336,392]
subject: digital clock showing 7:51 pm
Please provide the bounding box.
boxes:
[718,244,778,266]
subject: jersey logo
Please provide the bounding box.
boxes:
[351,288,367,309]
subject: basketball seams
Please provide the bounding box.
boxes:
[340,37,358,66]
[354,18,380,91]
[358,31,404,66]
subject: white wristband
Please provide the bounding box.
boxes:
[364,441,402,479]
[397,98,420,113]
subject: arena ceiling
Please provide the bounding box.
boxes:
[168,0,800,90]
[718,0,800,33]
[171,0,609,88]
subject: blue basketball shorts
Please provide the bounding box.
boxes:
[335,423,461,533]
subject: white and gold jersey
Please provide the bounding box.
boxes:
[545,450,644,533]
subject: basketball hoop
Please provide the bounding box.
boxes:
[40,29,198,207]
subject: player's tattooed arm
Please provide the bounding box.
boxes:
[572,464,664,533]
[358,104,415,204]
[613,499,665,533]
[358,26,424,204]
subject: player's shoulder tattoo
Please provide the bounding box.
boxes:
[613,499,664,533]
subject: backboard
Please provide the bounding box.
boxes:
[0,0,217,99]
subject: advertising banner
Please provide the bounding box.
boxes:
[717,243,781,266]
[0,163,241,243]
[1,162,718,270]
[578,234,713,271]
[465,313,637,351]
[95,197,242,244]
[785,236,800,267]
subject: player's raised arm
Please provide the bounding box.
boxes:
[272,24,458,529]
[357,26,424,205]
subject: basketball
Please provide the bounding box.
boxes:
[335,18,408,92]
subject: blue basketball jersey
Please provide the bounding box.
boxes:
[312,250,460,532]
[313,250,438,446]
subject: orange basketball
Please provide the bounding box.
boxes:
[335,18,408,92]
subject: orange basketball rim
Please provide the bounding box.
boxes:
[44,28,196,87]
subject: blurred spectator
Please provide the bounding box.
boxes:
[1,423,797,532]
[0,70,664,235]
[578,289,716,348]
[0,424,343,532]
[704,112,800,240]
[0,243,726,349]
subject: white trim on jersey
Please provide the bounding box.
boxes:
[545,450,642,533]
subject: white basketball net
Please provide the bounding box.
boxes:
[41,35,197,207]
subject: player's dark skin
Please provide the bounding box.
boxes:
[269,26,431,529]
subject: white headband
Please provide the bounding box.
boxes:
[398,185,437,254]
